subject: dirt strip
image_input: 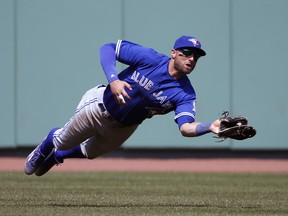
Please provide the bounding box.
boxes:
[1,157,288,173]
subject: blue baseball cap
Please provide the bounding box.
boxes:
[173,35,206,56]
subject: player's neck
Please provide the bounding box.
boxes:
[168,59,184,80]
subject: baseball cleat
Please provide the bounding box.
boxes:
[35,149,63,176]
[24,145,46,175]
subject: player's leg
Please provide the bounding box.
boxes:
[35,123,138,176]
[24,127,60,175]
[24,85,104,175]
[81,123,138,159]
[34,145,85,176]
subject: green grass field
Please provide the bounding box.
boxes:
[0,172,287,216]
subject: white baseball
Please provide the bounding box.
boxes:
[118,94,126,104]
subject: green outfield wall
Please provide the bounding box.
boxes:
[1,0,287,150]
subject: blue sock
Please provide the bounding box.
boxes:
[39,128,60,156]
[55,145,86,161]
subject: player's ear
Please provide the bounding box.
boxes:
[171,49,177,59]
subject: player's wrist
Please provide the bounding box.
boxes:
[195,123,212,136]
[107,74,119,83]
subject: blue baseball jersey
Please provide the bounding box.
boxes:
[103,40,197,127]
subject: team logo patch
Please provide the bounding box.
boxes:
[188,38,201,48]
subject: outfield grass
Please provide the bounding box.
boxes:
[0,172,287,216]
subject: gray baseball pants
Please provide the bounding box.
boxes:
[52,85,138,159]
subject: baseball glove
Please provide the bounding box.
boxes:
[216,111,256,141]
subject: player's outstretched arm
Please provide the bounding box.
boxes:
[179,119,220,137]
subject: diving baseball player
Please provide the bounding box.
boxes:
[25,35,221,176]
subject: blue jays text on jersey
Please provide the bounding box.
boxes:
[102,40,197,127]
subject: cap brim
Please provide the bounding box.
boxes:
[198,49,206,56]
[190,47,206,56]
[176,46,206,56]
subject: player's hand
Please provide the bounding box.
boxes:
[109,80,132,105]
[209,119,221,134]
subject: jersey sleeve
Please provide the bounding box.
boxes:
[174,100,196,128]
[100,40,159,83]
[115,40,159,67]
[99,43,119,83]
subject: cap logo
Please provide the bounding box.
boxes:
[188,38,201,47]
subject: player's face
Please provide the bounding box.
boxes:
[172,48,200,74]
